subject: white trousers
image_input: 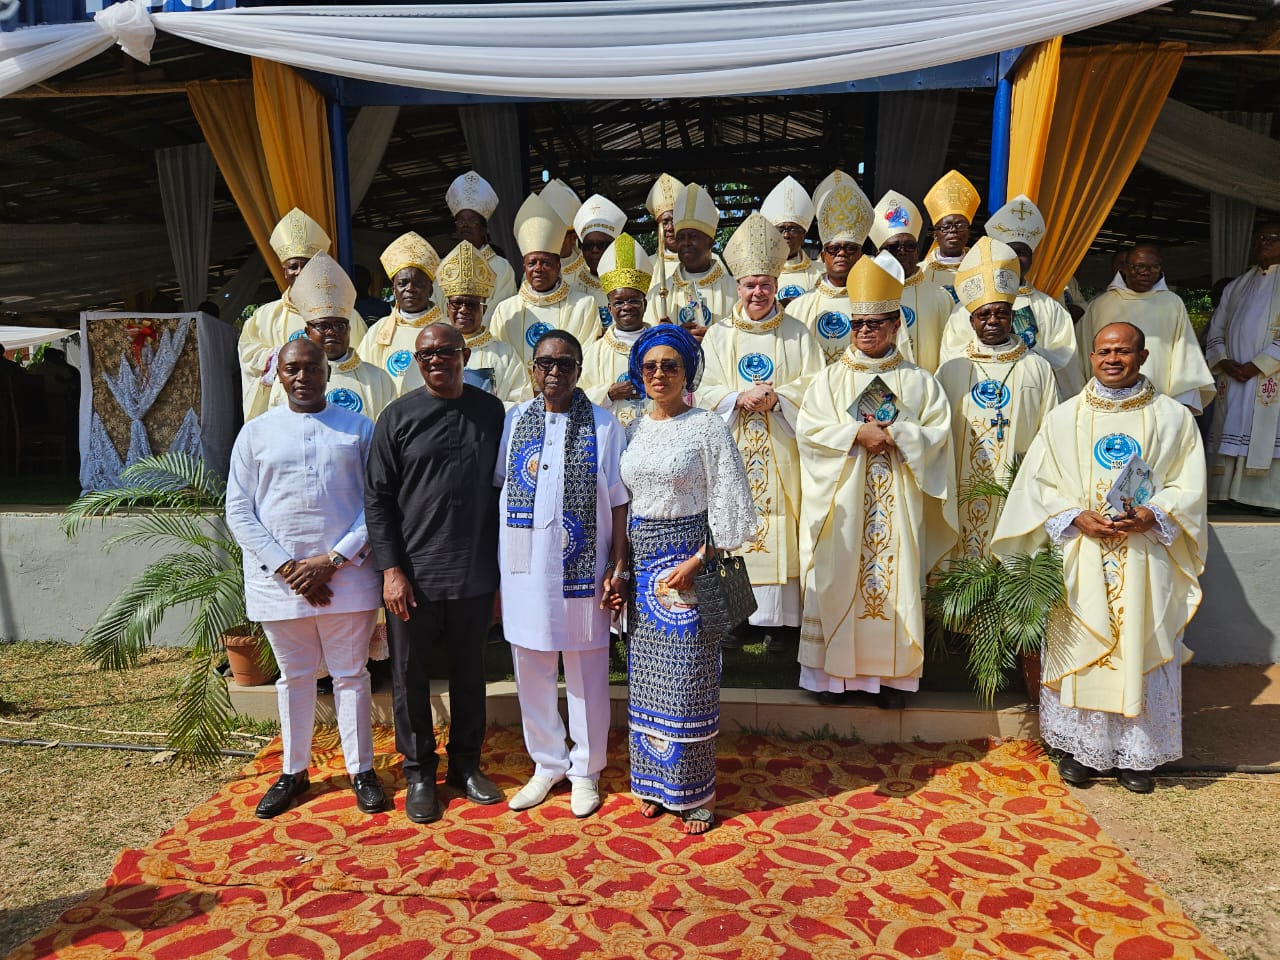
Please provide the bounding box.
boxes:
[510,645,610,781]
[262,610,378,776]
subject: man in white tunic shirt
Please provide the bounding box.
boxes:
[497,330,630,818]
[226,338,385,819]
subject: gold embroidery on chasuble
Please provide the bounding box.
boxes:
[740,411,773,554]
[857,453,896,621]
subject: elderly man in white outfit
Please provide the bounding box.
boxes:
[226,337,385,820]
[496,329,630,818]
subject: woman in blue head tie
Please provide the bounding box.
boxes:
[618,325,758,835]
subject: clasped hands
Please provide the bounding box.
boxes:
[737,381,778,414]
[852,422,896,456]
[1220,359,1262,383]
[276,556,336,607]
[1073,507,1157,539]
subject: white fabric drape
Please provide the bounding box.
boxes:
[874,90,959,210]
[157,143,216,310]
[0,1,151,98]
[348,105,399,212]
[4,1,1166,101]
[1208,112,1272,284]
[0,325,75,351]
[458,104,523,269]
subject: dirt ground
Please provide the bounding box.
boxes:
[1,642,1277,959]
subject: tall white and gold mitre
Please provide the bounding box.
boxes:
[269,207,330,262]
[923,169,981,224]
[724,211,790,280]
[846,251,906,315]
[445,170,500,220]
[814,171,874,246]
[984,194,1046,251]
[670,182,720,238]
[513,193,568,256]
[540,178,582,235]
[869,190,924,249]
[435,240,497,300]
[760,175,815,232]
[379,231,441,281]
[574,194,628,241]
[598,233,654,294]
[645,173,685,220]
[954,237,1021,314]
[291,251,356,323]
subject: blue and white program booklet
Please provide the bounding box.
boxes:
[1107,454,1155,515]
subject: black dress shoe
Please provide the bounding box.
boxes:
[255,771,310,819]
[405,781,441,823]
[1057,755,1096,787]
[876,688,906,710]
[447,768,503,805]
[1116,768,1156,794]
[352,769,386,814]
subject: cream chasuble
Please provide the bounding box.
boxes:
[942,286,1083,396]
[897,271,956,374]
[490,281,602,368]
[644,259,738,328]
[356,305,447,396]
[581,324,650,427]
[921,247,966,304]
[1077,289,1214,412]
[796,348,957,687]
[777,254,823,302]
[991,379,1206,717]
[398,328,530,408]
[789,277,858,365]
[238,293,369,421]
[562,248,612,331]
[936,340,1058,561]
[267,350,396,421]
[699,305,824,625]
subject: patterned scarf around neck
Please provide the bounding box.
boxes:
[505,388,598,598]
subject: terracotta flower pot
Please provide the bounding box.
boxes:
[223,631,275,687]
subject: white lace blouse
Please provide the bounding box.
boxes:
[621,407,759,551]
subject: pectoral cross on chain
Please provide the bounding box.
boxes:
[990,408,1009,442]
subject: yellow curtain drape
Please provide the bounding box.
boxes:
[1007,37,1061,203]
[186,79,287,291]
[1031,43,1186,299]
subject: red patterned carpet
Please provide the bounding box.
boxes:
[7,728,1224,960]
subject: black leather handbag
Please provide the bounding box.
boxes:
[695,524,757,639]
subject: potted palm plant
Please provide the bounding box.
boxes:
[926,457,1065,707]
[61,452,274,765]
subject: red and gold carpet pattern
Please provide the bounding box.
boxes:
[8,729,1224,959]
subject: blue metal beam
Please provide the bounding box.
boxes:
[988,76,1012,214]
[328,98,353,274]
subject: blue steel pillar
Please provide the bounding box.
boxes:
[328,98,353,274]
[987,75,1013,214]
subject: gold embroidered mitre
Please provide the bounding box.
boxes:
[670,183,720,239]
[269,207,330,262]
[985,194,1046,251]
[760,175,815,232]
[724,211,790,280]
[380,232,441,282]
[599,233,654,294]
[870,190,924,248]
[645,173,685,219]
[513,193,568,257]
[846,251,905,315]
[574,194,627,241]
[445,170,499,219]
[954,237,1021,313]
[815,176,874,246]
[436,240,497,299]
[540,178,582,233]
[924,169,981,224]
[291,251,356,322]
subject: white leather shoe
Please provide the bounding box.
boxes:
[569,777,601,818]
[508,774,560,811]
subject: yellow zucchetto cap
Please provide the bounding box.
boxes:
[645,173,685,219]
[955,237,1021,313]
[670,183,720,239]
[815,176,874,246]
[436,240,497,300]
[269,207,330,263]
[724,211,790,280]
[290,251,355,323]
[513,193,568,257]
[445,170,499,220]
[760,176,815,232]
[598,233,654,294]
[923,169,981,224]
[540,179,582,234]
[574,194,627,241]
[985,194,1046,252]
[870,190,924,249]
[379,232,441,282]
[846,251,905,315]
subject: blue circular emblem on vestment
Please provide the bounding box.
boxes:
[512,437,543,494]
[779,284,804,301]
[562,514,586,565]
[678,301,712,326]
[816,311,851,340]
[1094,433,1141,470]
[902,304,916,328]
[943,285,959,304]
[386,350,413,377]
[287,329,308,342]
[616,372,630,383]
[599,306,613,330]
[970,379,1011,410]
[738,353,775,383]
[525,321,553,349]
[327,387,363,413]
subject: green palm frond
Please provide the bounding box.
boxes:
[957,454,1025,506]
[169,654,236,768]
